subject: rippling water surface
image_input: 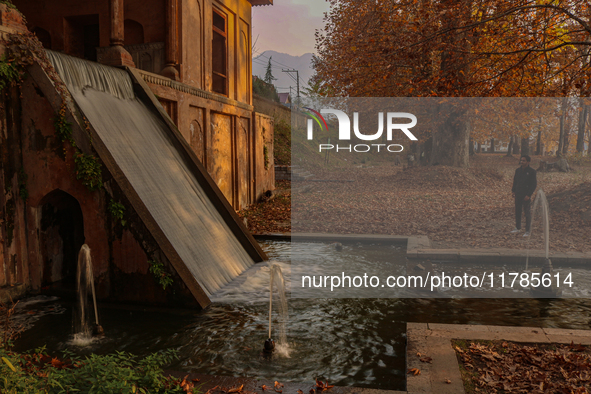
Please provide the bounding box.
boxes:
[13,241,591,391]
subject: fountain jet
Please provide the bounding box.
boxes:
[529,189,561,297]
[75,244,103,338]
[264,263,288,355]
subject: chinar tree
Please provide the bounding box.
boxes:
[315,0,591,166]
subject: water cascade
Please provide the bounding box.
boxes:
[74,244,103,340]
[45,50,255,297]
[264,263,289,356]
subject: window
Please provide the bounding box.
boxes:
[212,8,227,95]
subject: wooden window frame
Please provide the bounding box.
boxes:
[212,8,228,96]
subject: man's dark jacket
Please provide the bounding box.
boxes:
[512,165,537,197]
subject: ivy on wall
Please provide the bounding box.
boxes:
[148,260,173,290]
[107,200,126,226]
[54,103,103,192]
[0,56,20,91]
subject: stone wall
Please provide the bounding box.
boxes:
[254,112,275,197]
[275,165,291,181]
[0,42,196,307]
[253,94,307,129]
[141,70,274,209]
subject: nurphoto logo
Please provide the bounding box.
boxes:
[303,108,418,153]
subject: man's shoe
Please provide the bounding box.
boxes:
[510,228,521,233]
[523,231,531,237]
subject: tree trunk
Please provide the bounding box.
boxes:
[536,116,542,155]
[469,136,474,156]
[557,97,567,157]
[430,102,470,167]
[429,0,471,168]
[506,138,513,156]
[521,137,530,156]
[576,103,588,153]
[477,142,481,153]
[563,113,572,155]
[490,138,495,153]
[512,135,520,154]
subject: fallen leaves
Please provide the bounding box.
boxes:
[454,339,591,393]
[242,155,591,253]
[274,381,283,393]
[314,379,334,391]
[408,368,421,375]
[179,375,194,393]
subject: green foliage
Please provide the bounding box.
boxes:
[74,152,103,191]
[264,56,277,85]
[148,260,173,290]
[0,0,17,10]
[274,120,291,165]
[108,200,126,226]
[253,77,280,103]
[54,106,76,147]
[55,104,105,192]
[17,167,27,201]
[0,348,195,393]
[0,55,20,91]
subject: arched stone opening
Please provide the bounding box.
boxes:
[39,189,85,287]
[32,27,52,49]
[124,19,144,46]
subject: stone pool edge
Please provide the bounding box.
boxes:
[406,322,591,394]
[165,371,406,394]
[254,233,591,265]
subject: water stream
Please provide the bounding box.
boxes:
[72,245,100,345]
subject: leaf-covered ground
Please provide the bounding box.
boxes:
[240,154,591,253]
[454,339,591,393]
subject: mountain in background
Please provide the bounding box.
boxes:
[252,51,314,99]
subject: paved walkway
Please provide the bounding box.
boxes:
[406,322,591,394]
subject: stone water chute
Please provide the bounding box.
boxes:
[45,50,266,307]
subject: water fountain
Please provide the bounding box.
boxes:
[74,244,103,342]
[529,189,561,297]
[263,263,289,356]
[12,240,591,390]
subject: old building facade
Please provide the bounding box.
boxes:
[0,0,273,306]
[14,0,274,209]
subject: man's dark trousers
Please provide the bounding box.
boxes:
[515,195,532,231]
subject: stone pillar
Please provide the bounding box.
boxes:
[99,0,135,67]
[161,0,180,80]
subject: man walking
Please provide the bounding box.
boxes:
[511,155,537,236]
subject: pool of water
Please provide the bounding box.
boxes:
[12,241,591,391]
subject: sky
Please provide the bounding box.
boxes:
[252,0,331,57]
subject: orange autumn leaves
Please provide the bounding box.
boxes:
[455,340,591,393]
[315,0,591,99]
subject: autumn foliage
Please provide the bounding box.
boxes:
[455,340,591,393]
[315,0,591,98]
